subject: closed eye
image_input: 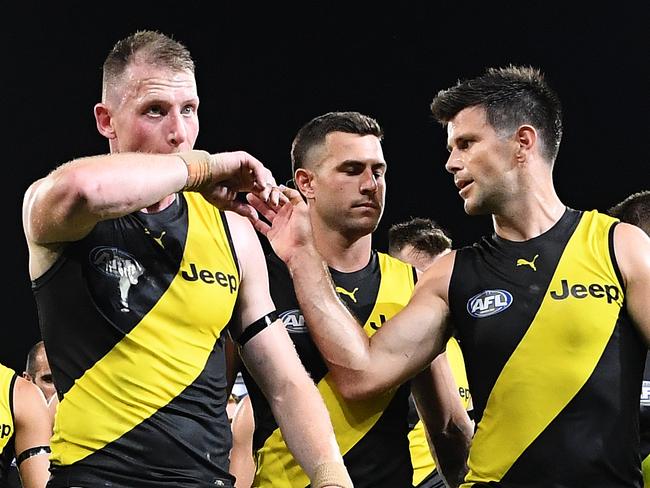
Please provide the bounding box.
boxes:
[449,137,474,152]
[457,138,473,150]
[340,161,386,177]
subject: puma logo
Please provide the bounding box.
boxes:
[516,254,539,271]
[335,286,359,303]
[145,228,166,248]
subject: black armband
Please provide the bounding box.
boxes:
[16,445,51,466]
[235,311,279,346]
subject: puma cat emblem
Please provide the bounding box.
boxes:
[336,286,359,303]
[516,254,539,271]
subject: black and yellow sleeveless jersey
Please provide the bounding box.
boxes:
[243,250,417,488]
[449,208,645,487]
[32,192,240,487]
[0,363,17,485]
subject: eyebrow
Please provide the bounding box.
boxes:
[339,159,387,168]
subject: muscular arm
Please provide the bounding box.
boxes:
[227,213,350,487]
[247,188,452,399]
[23,153,189,246]
[411,354,472,488]
[23,150,280,279]
[614,223,650,345]
[284,246,452,399]
[230,395,255,488]
[14,377,52,488]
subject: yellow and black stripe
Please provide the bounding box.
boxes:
[450,208,645,487]
[245,251,417,487]
[0,363,16,484]
[33,192,240,487]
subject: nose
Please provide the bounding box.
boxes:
[444,150,462,175]
[166,112,187,148]
[360,168,378,193]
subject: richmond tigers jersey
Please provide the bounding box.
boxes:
[243,250,417,488]
[0,364,16,485]
[32,192,240,487]
[449,208,645,488]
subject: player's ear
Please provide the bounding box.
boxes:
[94,103,116,139]
[294,168,315,199]
[515,124,537,162]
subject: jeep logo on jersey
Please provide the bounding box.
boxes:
[549,279,620,304]
[180,263,238,293]
[1,423,11,438]
[280,309,307,333]
[467,289,513,318]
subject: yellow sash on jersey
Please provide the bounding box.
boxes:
[52,194,239,465]
[463,211,622,486]
[254,254,415,487]
[0,364,15,455]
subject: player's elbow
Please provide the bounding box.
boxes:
[24,170,92,244]
[330,370,392,401]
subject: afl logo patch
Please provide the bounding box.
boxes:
[467,289,513,318]
[279,309,307,334]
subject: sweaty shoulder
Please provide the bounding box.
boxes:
[23,178,67,280]
[224,211,256,237]
[13,376,48,426]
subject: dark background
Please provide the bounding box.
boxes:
[4,2,648,372]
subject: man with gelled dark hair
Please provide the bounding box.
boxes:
[250,66,650,487]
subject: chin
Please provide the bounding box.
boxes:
[347,220,379,237]
[358,221,379,234]
[463,199,473,215]
[463,199,487,216]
